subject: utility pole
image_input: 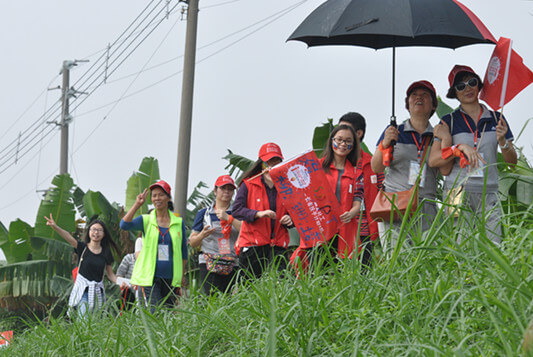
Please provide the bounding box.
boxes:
[59,60,73,175]
[175,0,199,219]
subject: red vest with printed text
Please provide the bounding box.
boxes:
[320,158,359,258]
[236,175,290,253]
[355,150,380,241]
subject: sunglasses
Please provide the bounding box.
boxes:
[455,78,478,92]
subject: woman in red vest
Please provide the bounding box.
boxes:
[233,142,293,279]
[320,125,361,259]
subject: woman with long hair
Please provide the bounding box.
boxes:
[232,142,293,279]
[44,215,119,318]
[120,180,187,310]
[320,124,361,259]
[429,65,517,244]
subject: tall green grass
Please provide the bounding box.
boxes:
[2,204,532,356]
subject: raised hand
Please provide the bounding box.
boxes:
[135,189,149,207]
[44,213,56,227]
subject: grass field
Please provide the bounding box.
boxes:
[1,204,532,356]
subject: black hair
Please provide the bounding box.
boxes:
[338,112,366,141]
[150,186,174,212]
[84,219,120,257]
[240,159,264,182]
[321,124,359,173]
[405,86,438,117]
[446,71,484,99]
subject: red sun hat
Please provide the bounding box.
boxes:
[214,175,237,189]
[258,142,283,162]
[448,65,477,87]
[149,180,171,197]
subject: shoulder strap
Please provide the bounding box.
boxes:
[77,246,87,270]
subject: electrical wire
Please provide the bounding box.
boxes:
[0,0,175,175]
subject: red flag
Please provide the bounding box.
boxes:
[269,150,341,249]
[480,37,533,111]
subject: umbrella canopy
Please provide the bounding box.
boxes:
[288,0,496,49]
[288,0,497,121]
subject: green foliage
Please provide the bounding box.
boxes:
[312,117,334,156]
[4,205,533,355]
[2,220,33,264]
[223,149,254,183]
[34,174,76,241]
[125,157,160,216]
[436,96,455,119]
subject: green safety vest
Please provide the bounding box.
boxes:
[130,210,183,287]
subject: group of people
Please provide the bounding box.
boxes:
[46,64,517,318]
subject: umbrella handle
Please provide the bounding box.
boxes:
[389,116,397,163]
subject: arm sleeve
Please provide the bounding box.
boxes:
[191,209,206,232]
[120,215,144,232]
[232,183,258,223]
[116,255,130,277]
[181,223,188,260]
[134,237,143,253]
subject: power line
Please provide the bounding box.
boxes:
[0,0,179,175]
[74,0,309,120]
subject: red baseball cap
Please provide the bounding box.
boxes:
[258,142,283,162]
[149,180,171,197]
[448,65,477,87]
[405,80,438,112]
[214,175,237,189]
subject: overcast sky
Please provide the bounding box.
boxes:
[1,0,532,257]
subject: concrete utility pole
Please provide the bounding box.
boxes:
[59,60,73,175]
[175,0,199,219]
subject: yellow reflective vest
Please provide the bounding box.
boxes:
[130,210,183,287]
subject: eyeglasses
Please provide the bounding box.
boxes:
[90,228,104,233]
[455,78,478,92]
[332,137,353,148]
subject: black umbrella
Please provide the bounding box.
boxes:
[288,0,496,124]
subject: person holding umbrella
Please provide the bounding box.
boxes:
[429,65,517,244]
[371,80,440,257]
[232,143,293,280]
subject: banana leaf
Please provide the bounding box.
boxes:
[125,157,160,216]
[29,236,72,262]
[436,96,455,119]
[4,220,34,264]
[34,174,76,240]
[223,149,254,183]
[312,118,334,157]
[72,186,86,218]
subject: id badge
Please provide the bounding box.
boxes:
[408,160,426,188]
[468,153,485,178]
[218,237,231,255]
[157,244,169,261]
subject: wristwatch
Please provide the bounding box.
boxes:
[499,140,510,150]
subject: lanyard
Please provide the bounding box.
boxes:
[461,110,483,149]
[156,226,170,244]
[410,133,428,162]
